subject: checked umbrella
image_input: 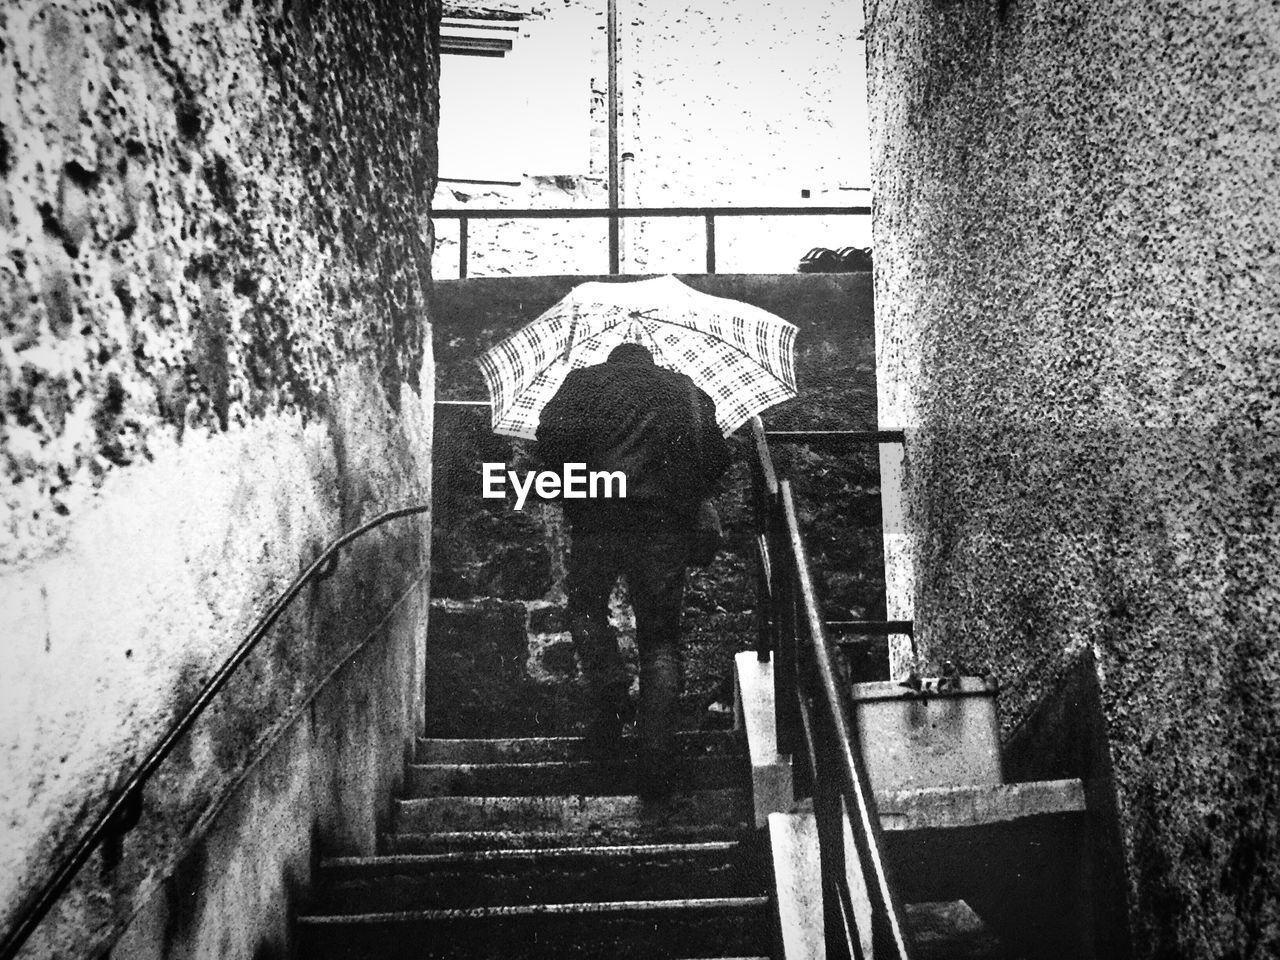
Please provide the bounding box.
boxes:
[476,275,799,439]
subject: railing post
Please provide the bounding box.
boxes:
[817,753,853,960]
[606,0,619,274]
[609,214,620,274]
[754,564,771,662]
[750,452,770,662]
[705,214,716,273]
[773,495,799,761]
[753,504,770,664]
[458,216,469,280]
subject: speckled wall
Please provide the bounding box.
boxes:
[1,0,439,955]
[866,2,1279,956]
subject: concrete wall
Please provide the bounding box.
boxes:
[432,0,870,278]
[1,0,439,956]
[865,2,1280,956]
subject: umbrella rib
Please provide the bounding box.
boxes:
[564,311,580,363]
[639,324,674,370]
[629,317,675,370]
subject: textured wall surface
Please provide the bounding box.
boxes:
[432,0,870,278]
[107,585,428,960]
[866,2,1279,957]
[0,0,439,955]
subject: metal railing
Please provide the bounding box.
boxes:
[749,416,914,959]
[753,423,915,663]
[0,505,430,960]
[432,204,870,278]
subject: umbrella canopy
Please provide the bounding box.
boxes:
[476,275,798,439]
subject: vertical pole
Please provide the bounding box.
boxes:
[607,0,620,274]
[752,459,773,663]
[752,462,768,662]
[774,496,798,760]
[705,215,716,274]
[458,217,469,280]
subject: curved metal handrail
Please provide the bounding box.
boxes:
[0,503,431,960]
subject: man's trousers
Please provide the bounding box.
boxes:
[566,519,691,779]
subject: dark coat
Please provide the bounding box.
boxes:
[535,351,730,527]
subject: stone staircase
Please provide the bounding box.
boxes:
[293,687,1113,960]
[293,260,1124,956]
[295,730,775,959]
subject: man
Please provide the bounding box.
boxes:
[536,343,730,798]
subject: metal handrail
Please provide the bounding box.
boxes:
[748,417,913,957]
[749,417,909,657]
[431,204,871,278]
[765,428,907,445]
[0,504,431,960]
[827,620,915,636]
[432,205,872,219]
[777,481,914,959]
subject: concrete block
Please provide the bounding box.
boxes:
[850,677,1002,793]
[876,779,1087,833]
[767,811,825,960]
[734,651,794,827]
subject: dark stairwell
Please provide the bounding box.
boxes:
[288,273,884,958]
[289,272,1129,959]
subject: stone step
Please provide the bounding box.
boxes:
[880,779,1089,960]
[880,779,1087,904]
[393,789,751,836]
[406,755,744,797]
[415,730,745,765]
[878,779,1087,834]
[382,822,752,855]
[904,901,1010,960]
[312,840,769,913]
[295,896,773,959]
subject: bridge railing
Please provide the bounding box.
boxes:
[431,204,870,278]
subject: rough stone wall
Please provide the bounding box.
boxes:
[432,0,870,278]
[1,0,439,956]
[865,2,1280,956]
